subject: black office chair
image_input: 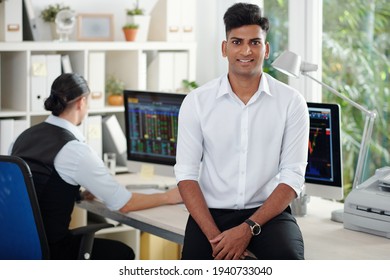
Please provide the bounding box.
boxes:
[0,155,113,260]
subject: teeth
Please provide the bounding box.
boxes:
[239,59,252,62]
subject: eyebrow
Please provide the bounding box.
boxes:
[229,36,262,41]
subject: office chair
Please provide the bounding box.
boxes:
[0,155,113,260]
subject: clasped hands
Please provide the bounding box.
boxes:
[209,223,256,260]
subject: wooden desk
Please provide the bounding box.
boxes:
[78,199,187,244]
[78,172,187,244]
[78,173,390,259]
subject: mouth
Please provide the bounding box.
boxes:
[237,59,254,63]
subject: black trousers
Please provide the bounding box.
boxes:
[181,206,304,260]
[49,234,135,260]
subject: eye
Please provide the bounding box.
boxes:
[251,40,261,45]
[232,39,241,45]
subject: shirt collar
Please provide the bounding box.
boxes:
[217,73,273,100]
[216,74,230,99]
[45,115,85,142]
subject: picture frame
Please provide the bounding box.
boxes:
[77,13,113,41]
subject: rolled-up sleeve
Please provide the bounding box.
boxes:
[278,94,310,196]
[174,93,203,183]
[56,141,132,211]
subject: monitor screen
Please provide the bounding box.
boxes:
[123,90,186,177]
[305,102,343,200]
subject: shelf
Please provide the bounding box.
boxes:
[0,109,27,118]
[0,41,197,52]
[88,106,124,114]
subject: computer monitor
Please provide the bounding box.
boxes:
[123,90,186,177]
[305,102,343,200]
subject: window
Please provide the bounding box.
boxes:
[322,0,390,193]
[263,0,288,83]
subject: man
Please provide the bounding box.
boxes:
[11,73,182,259]
[174,3,309,260]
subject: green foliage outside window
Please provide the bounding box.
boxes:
[263,0,288,84]
[322,0,390,196]
[263,0,390,198]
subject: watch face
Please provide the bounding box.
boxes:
[245,219,261,236]
[252,225,261,235]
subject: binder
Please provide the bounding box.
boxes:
[30,54,47,112]
[61,55,73,73]
[86,115,103,158]
[22,0,39,41]
[0,0,23,42]
[88,52,105,109]
[139,52,147,90]
[46,54,62,96]
[149,0,196,42]
[13,119,28,140]
[0,119,14,155]
[173,52,189,91]
[147,52,174,91]
[148,51,189,92]
[102,115,128,167]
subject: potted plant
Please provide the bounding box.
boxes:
[106,76,125,106]
[127,0,144,16]
[122,23,139,41]
[40,3,71,39]
[40,3,71,23]
[126,0,150,41]
[177,79,199,93]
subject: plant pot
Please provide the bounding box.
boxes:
[107,95,123,106]
[123,28,138,41]
[127,15,150,41]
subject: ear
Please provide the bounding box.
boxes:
[265,42,270,59]
[76,96,86,110]
[221,41,227,58]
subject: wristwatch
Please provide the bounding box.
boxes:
[245,219,261,236]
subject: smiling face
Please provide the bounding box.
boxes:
[222,24,270,79]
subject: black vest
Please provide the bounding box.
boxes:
[12,122,80,244]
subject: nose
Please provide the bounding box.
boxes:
[241,43,252,55]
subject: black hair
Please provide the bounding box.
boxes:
[223,3,269,36]
[44,73,90,116]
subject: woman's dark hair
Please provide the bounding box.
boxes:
[223,3,269,36]
[44,73,90,116]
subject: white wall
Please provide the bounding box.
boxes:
[30,0,158,41]
[28,0,272,87]
[30,0,223,85]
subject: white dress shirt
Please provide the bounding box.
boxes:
[44,115,131,211]
[174,73,309,209]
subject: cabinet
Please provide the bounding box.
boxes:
[149,0,197,42]
[0,41,196,151]
[0,41,196,124]
[0,41,196,259]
